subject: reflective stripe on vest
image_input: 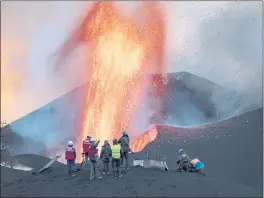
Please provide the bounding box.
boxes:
[111,145,121,159]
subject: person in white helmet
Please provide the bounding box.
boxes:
[176,149,190,172]
[89,138,102,180]
[65,141,76,176]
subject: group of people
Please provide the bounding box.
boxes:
[65,132,204,180]
[176,149,204,173]
[65,131,131,180]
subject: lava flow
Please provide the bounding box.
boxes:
[57,2,166,161]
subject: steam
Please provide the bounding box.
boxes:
[165,1,262,120]
[9,87,85,157]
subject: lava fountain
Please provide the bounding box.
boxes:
[56,2,166,161]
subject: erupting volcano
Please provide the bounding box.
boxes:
[57,2,166,160]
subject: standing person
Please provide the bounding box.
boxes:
[118,131,130,169]
[82,135,92,169]
[176,149,190,172]
[100,140,112,175]
[65,141,76,177]
[89,138,102,180]
[111,139,122,178]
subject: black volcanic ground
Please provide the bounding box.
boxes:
[1,108,262,197]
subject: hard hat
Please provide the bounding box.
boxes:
[90,137,97,142]
[179,149,185,155]
[68,141,73,147]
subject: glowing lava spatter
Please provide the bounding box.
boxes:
[58,2,166,161]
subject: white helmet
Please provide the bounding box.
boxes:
[179,149,184,154]
[68,141,73,147]
[90,138,97,142]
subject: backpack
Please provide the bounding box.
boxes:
[104,146,111,159]
[181,154,190,164]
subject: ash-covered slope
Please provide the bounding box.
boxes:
[135,108,263,194]
[150,71,262,126]
[1,109,262,197]
[1,165,259,197]
[1,126,47,156]
[1,156,261,197]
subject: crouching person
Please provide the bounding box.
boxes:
[111,139,122,178]
[100,140,111,175]
[176,149,190,172]
[89,138,102,180]
[65,141,76,177]
[189,158,204,173]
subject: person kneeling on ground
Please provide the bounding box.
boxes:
[176,149,190,172]
[111,139,122,178]
[89,138,102,180]
[189,158,204,173]
[100,140,112,175]
[65,140,76,177]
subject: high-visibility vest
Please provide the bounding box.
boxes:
[111,144,121,159]
[65,147,75,160]
[83,139,91,153]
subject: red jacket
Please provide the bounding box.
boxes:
[65,146,76,160]
[82,139,91,153]
[89,147,99,159]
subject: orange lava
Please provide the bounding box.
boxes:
[131,126,158,152]
[58,2,166,161]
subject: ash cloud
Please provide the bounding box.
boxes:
[159,2,262,127]
[196,2,262,119]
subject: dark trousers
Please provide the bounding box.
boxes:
[112,158,120,177]
[67,160,75,175]
[103,160,110,173]
[120,151,129,169]
[177,162,189,172]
